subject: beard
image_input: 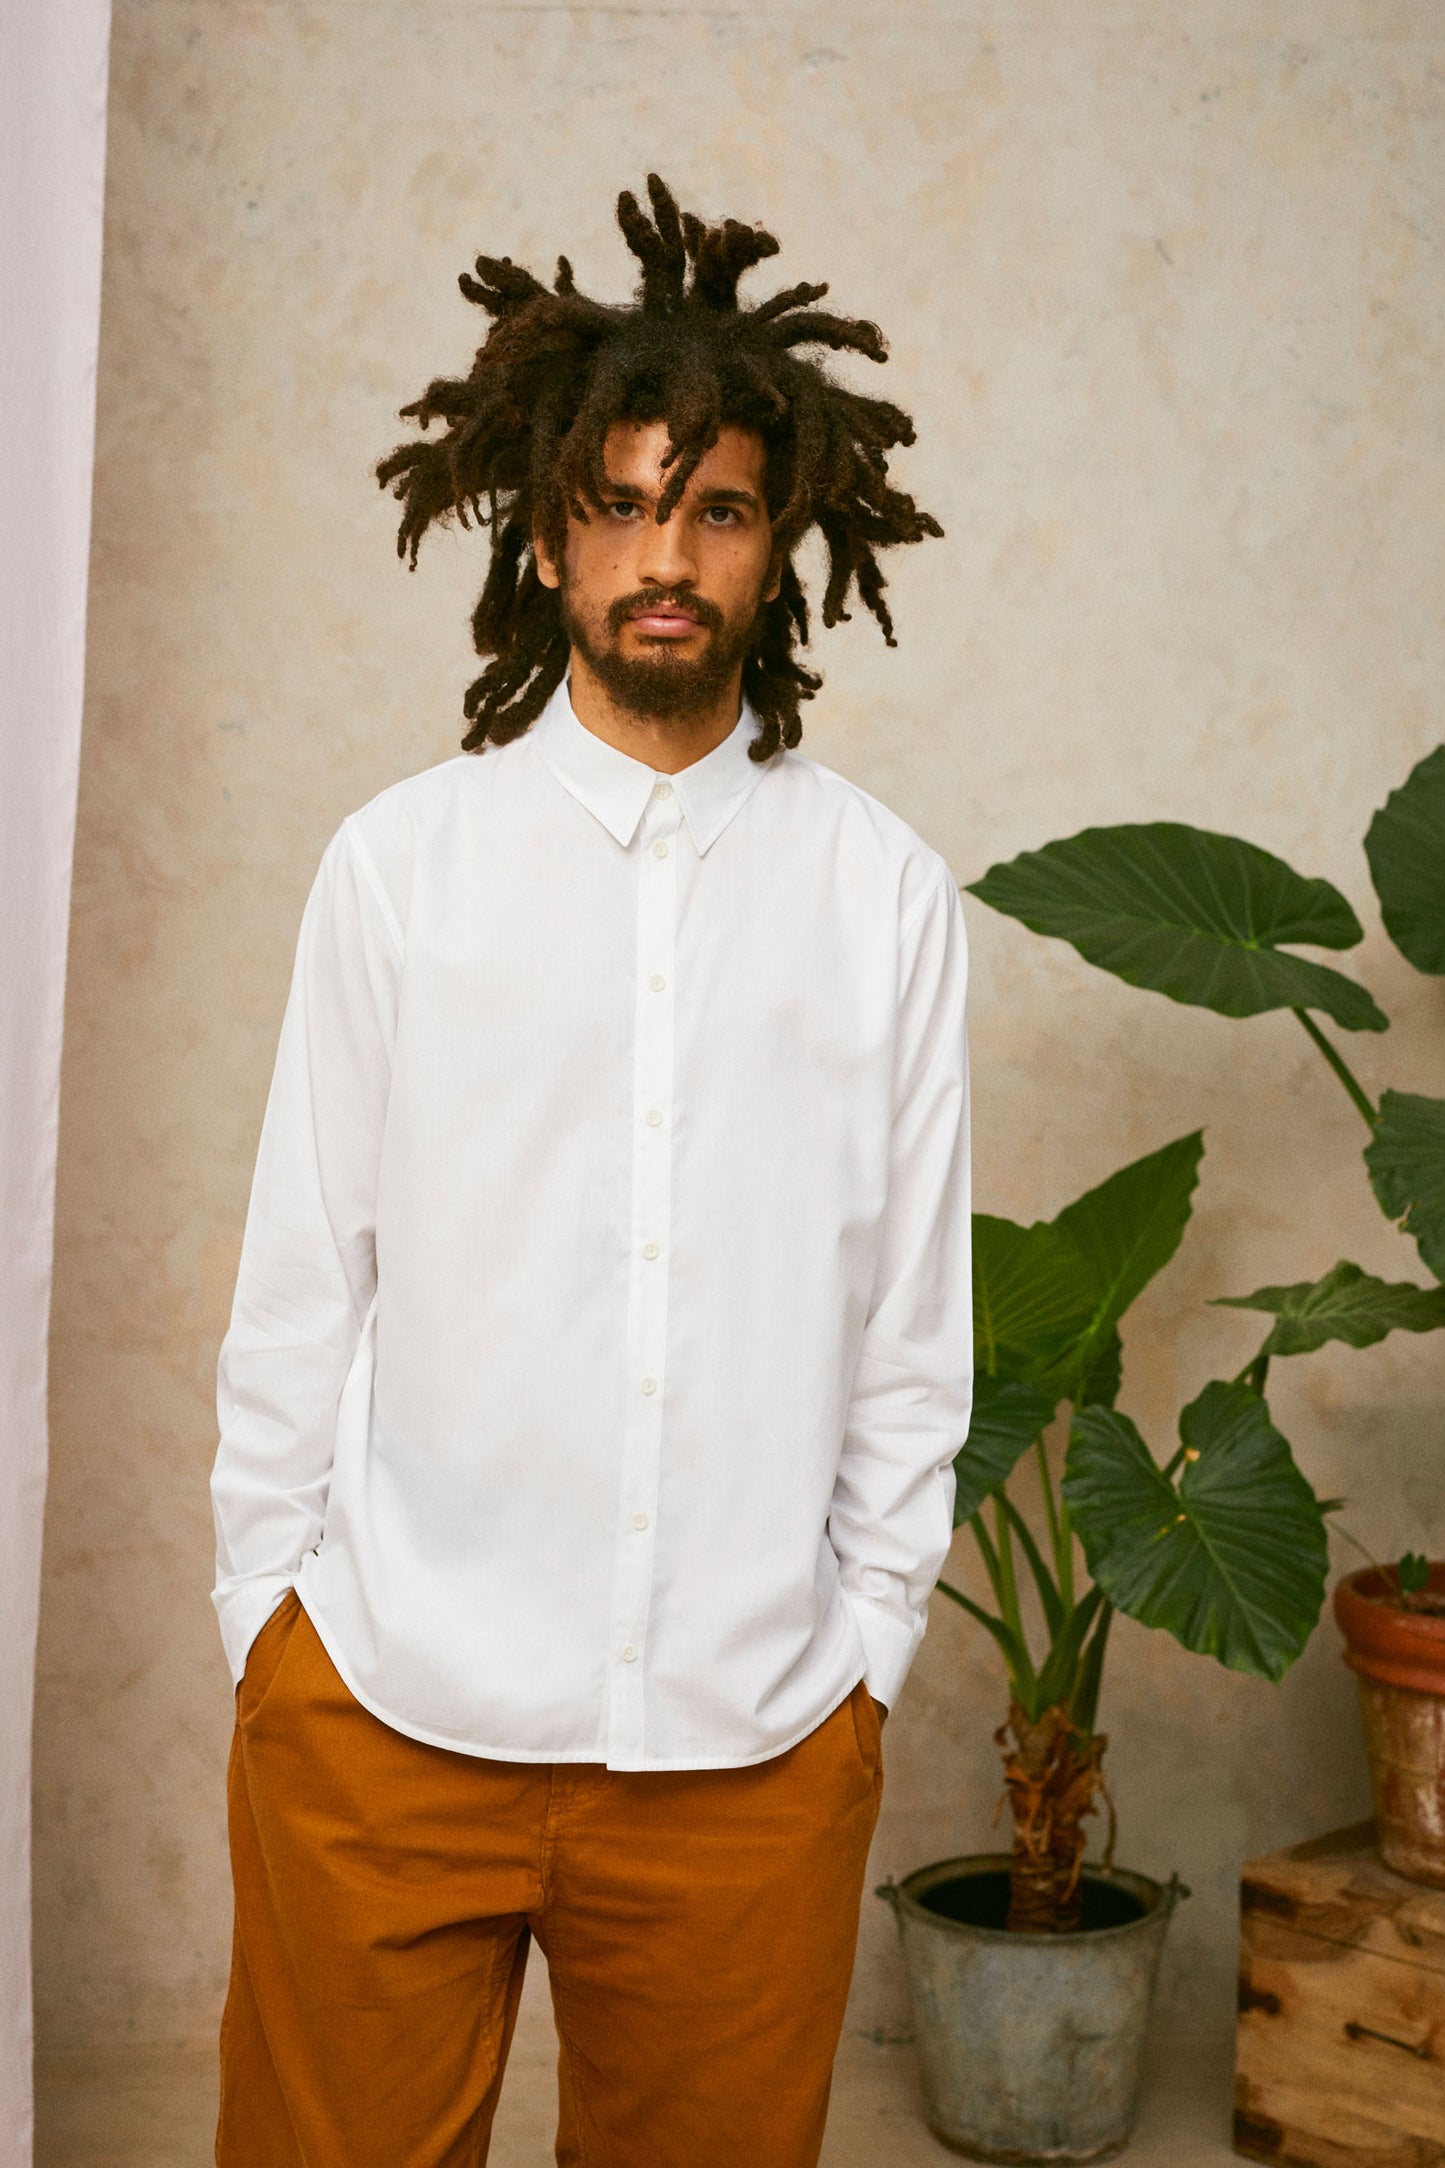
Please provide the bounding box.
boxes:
[558,580,765,722]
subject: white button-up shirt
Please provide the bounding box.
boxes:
[211,683,972,1770]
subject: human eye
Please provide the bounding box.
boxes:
[701,504,741,527]
[606,498,643,522]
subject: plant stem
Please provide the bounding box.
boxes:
[1057,1501,1075,1613]
[1230,1339,1272,1391]
[970,1512,1005,1607]
[997,1491,1065,1637]
[995,1493,1023,1644]
[1292,1008,1378,1129]
[1070,1600,1113,1736]
[1230,1335,1265,1387]
[937,1579,1039,1703]
[1034,1434,1061,1559]
[1330,1521,1383,1576]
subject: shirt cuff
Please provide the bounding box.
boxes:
[845,1591,925,1712]
[212,1574,297,1688]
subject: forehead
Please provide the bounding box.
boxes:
[600,419,766,499]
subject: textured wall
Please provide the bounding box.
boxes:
[36,0,1445,2059]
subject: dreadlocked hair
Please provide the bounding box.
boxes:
[376,174,942,761]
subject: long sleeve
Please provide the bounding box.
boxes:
[830,867,972,1710]
[210,820,402,1685]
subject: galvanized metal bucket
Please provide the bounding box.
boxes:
[878,1854,1186,2163]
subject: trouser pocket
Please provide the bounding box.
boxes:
[236,1588,302,1726]
[846,1677,883,1783]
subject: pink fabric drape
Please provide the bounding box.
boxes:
[0,0,112,2154]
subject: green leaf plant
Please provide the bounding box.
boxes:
[949,745,1445,1937]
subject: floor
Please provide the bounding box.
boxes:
[36,1970,1239,2166]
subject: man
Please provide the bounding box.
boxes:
[211,175,971,2167]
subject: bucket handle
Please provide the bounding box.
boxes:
[1161,1873,1190,1915]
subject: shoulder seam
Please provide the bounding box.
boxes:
[899,859,955,941]
[342,819,405,961]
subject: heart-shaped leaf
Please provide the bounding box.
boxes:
[968,824,1386,1032]
[1366,1090,1445,1282]
[1044,1131,1204,1397]
[974,1132,1204,1405]
[952,1376,1057,1525]
[1365,745,1445,975]
[1215,1259,1445,1357]
[973,1215,1094,1379]
[1063,1379,1327,1682]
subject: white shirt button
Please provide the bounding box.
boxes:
[645,1108,663,1127]
[642,1242,659,1260]
[652,779,673,799]
[648,973,666,992]
[621,1643,638,1663]
[641,1376,657,1395]
[632,1511,649,1530]
[651,838,670,859]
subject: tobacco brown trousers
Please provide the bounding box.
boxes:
[218,1591,884,2167]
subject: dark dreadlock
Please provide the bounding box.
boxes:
[377,175,942,762]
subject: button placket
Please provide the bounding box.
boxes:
[606,781,680,1764]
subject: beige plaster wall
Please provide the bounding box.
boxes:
[36,0,1445,2057]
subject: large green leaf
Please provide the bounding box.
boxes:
[1045,1131,1204,1397]
[953,1377,1057,1525]
[1366,1090,1445,1283]
[1075,1328,1123,1411]
[974,1132,1204,1404]
[967,824,1387,1033]
[1062,1380,1327,1682]
[1365,745,1445,974]
[973,1215,1094,1378]
[1215,1259,1445,1356]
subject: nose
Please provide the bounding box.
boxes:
[634,505,698,590]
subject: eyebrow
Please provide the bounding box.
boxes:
[600,479,761,512]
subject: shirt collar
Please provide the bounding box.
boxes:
[528,678,769,855]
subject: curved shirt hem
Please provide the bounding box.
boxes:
[296,1583,870,1773]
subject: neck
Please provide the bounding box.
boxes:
[565,651,744,774]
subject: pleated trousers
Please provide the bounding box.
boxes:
[217,1589,884,2167]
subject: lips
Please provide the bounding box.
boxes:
[606,588,725,641]
[628,605,701,636]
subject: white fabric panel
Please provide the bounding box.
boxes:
[0,0,112,2153]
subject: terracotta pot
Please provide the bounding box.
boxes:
[1334,1564,1445,1887]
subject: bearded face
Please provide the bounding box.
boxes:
[542,420,778,724]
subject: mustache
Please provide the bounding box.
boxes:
[605,588,726,637]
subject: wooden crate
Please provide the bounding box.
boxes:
[1234,1819,1445,2168]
